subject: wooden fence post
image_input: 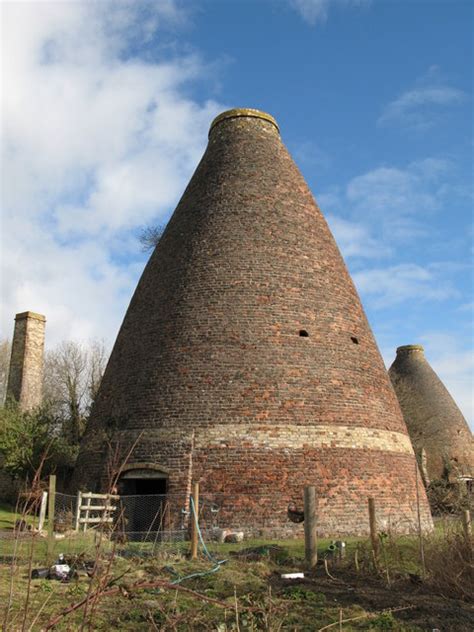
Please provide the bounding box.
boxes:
[190,482,199,560]
[462,509,472,539]
[37,491,48,532]
[414,459,426,576]
[74,491,82,531]
[304,486,317,569]
[462,509,472,562]
[368,497,379,563]
[83,494,92,532]
[47,475,56,563]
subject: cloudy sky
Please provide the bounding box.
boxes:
[1,0,472,425]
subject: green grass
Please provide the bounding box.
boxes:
[2,504,469,629]
[0,502,32,528]
[0,501,114,564]
[0,547,425,631]
[2,523,470,631]
[0,494,424,577]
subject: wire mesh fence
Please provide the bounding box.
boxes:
[0,488,306,566]
[1,484,472,574]
[6,485,462,566]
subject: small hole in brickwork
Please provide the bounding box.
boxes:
[299,330,309,337]
[351,336,359,344]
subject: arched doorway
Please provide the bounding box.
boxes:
[117,464,169,539]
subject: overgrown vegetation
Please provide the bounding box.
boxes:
[1,497,472,631]
[423,526,473,601]
[427,477,472,515]
[0,337,108,490]
[0,402,76,483]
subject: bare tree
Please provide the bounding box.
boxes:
[87,339,108,407]
[138,224,165,252]
[0,339,11,404]
[43,339,109,444]
[44,341,88,443]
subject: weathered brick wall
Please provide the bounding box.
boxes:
[389,345,473,482]
[73,109,433,535]
[6,311,46,411]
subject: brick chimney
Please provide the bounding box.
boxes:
[6,311,46,411]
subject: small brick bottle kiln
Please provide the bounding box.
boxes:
[73,109,432,535]
[389,345,473,485]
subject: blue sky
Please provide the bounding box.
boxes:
[1,0,472,425]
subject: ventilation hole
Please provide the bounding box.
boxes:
[299,330,309,337]
[351,336,359,345]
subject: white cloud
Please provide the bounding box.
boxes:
[313,158,466,316]
[317,157,453,258]
[378,69,466,130]
[418,334,473,430]
[458,301,474,314]
[1,1,224,348]
[434,362,473,430]
[288,0,370,24]
[326,214,386,259]
[293,140,330,169]
[345,159,451,240]
[353,263,458,308]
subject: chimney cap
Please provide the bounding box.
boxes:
[396,344,424,354]
[209,108,279,136]
[15,311,46,322]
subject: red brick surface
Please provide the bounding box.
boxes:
[73,111,432,534]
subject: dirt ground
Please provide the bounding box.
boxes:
[1,521,472,630]
[270,565,474,631]
[1,556,473,630]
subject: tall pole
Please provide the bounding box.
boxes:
[190,482,199,560]
[47,475,56,563]
[414,460,426,576]
[461,509,472,563]
[462,509,472,539]
[304,486,317,569]
[368,498,379,563]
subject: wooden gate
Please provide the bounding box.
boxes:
[74,492,119,532]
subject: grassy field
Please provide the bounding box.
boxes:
[1,503,473,631]
[0,502,40,530]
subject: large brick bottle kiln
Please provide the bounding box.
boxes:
[74,109,432,535]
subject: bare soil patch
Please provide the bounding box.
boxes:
[271,566,474,631]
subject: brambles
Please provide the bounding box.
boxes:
[1,490,472,630]
[427,478,471,515]
[423,528,473,601]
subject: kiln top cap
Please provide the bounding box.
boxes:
[209,108,280,136]
[396,345,424,354]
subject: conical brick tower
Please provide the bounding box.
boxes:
[389,345,473,484]
[74,109,432,535]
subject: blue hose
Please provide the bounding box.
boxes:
[170,496,227,585]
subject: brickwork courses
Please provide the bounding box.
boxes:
[73,109,433,535]
[6,311,46,411]
[389,345,474,483]
[1,311,46,499]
